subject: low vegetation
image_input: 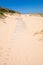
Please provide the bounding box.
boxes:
[29,14,43,17]
[0,7,20,19]
[34,30,43,34]
[39,14,43,17]
[34,30,43,41]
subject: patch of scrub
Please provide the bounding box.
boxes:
[33,30,43,41]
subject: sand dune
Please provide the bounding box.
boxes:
[0,14,43,65]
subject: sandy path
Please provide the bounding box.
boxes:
[0,14,43,65]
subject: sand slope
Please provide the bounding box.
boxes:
[0,14,43,65]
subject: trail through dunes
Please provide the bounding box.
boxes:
[0,14,43,65]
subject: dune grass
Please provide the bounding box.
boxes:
[0,7,17,13]
[39,14,43,17]
[29,14,43,17]
[0,11,6,19]
[34,30,43,35]
[34,30,43,41]
[0,7,20,19]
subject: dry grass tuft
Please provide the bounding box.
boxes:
[34,30,43,41]
[34,30,43,35]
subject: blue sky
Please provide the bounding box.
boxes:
[0,0,43,13]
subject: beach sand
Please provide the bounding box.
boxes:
[0,14,43,65]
